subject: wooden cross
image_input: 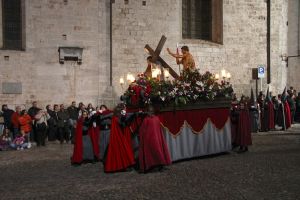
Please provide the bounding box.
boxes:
[144,35,179,79]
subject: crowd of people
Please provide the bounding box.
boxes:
[0,101,105,149]
[0,101,172,173]
[230,87,300,153]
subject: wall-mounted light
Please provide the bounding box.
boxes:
[281,54,288,62]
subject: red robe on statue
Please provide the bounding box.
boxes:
[139,115,171,172]
[104,116,135,172]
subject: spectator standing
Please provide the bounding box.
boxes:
[11,106,21,139]
[1,104,14,133]
[46,105,56,141]
[18,110,32,145]
[27,101,41,142]
[67,101,78,144]
[35,109,50,146]
[58,104,70,144]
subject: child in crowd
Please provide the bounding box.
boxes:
[0,128,12,151]
[10,133,29,150]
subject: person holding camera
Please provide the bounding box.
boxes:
[35,109,50,146]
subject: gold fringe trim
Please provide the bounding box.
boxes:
[160,117,230,138]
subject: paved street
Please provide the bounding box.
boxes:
[1,125,300,200]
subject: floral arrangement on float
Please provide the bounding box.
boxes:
[120,69,234,108]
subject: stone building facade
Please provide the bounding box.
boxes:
[0,0,299,109]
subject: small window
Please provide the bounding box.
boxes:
[2,0,25,50]
[182,0,223,44]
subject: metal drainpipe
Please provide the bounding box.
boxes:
[110,0,113,86]
[298,0,300,55]
[267,0,271,84]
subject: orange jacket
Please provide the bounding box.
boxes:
[18,114,32,133]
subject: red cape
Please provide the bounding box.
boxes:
[268,101,275,130]
[71,118,84,164]
[284,101,291,129]
[71,117,100,164]
[104,116,135,172]
[236,109,252,146]
[89,126,100,160]
[139,115,171,172]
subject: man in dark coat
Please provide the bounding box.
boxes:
[67,101,78,143]
[249,88,259,133]
[295,92,300,122]
[28,101,41,142]
[58,104,70,144]
[1,104,14,132]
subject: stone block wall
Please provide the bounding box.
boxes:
[0,0,297,109]
[111,0,291,98]
[0,0,111,109]
[287,0,300,92]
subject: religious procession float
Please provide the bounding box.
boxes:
[120,68,234,161]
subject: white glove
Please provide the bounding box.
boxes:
[121,110,126,115]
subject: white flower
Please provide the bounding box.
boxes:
[184,82,190,87]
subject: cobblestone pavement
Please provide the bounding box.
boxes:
[1,125,300,200]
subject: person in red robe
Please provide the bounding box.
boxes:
[265,88,275,130]
[281,87,292,129]
[138,107,171,173]
[236,96,252,153]
[284,100,292,129]
[71,111,100,165]
[104,104,135,173]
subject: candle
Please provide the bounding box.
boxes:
[120,77,124,85]
[126,73,135,83]
[152,70,157,78]
[157,68,162,75]
[226,72,231,79]
[126,73,131,81]
[130,75,135,82]
[221,69,226,78]
[215,73,220,80]
[164,68,170,79]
